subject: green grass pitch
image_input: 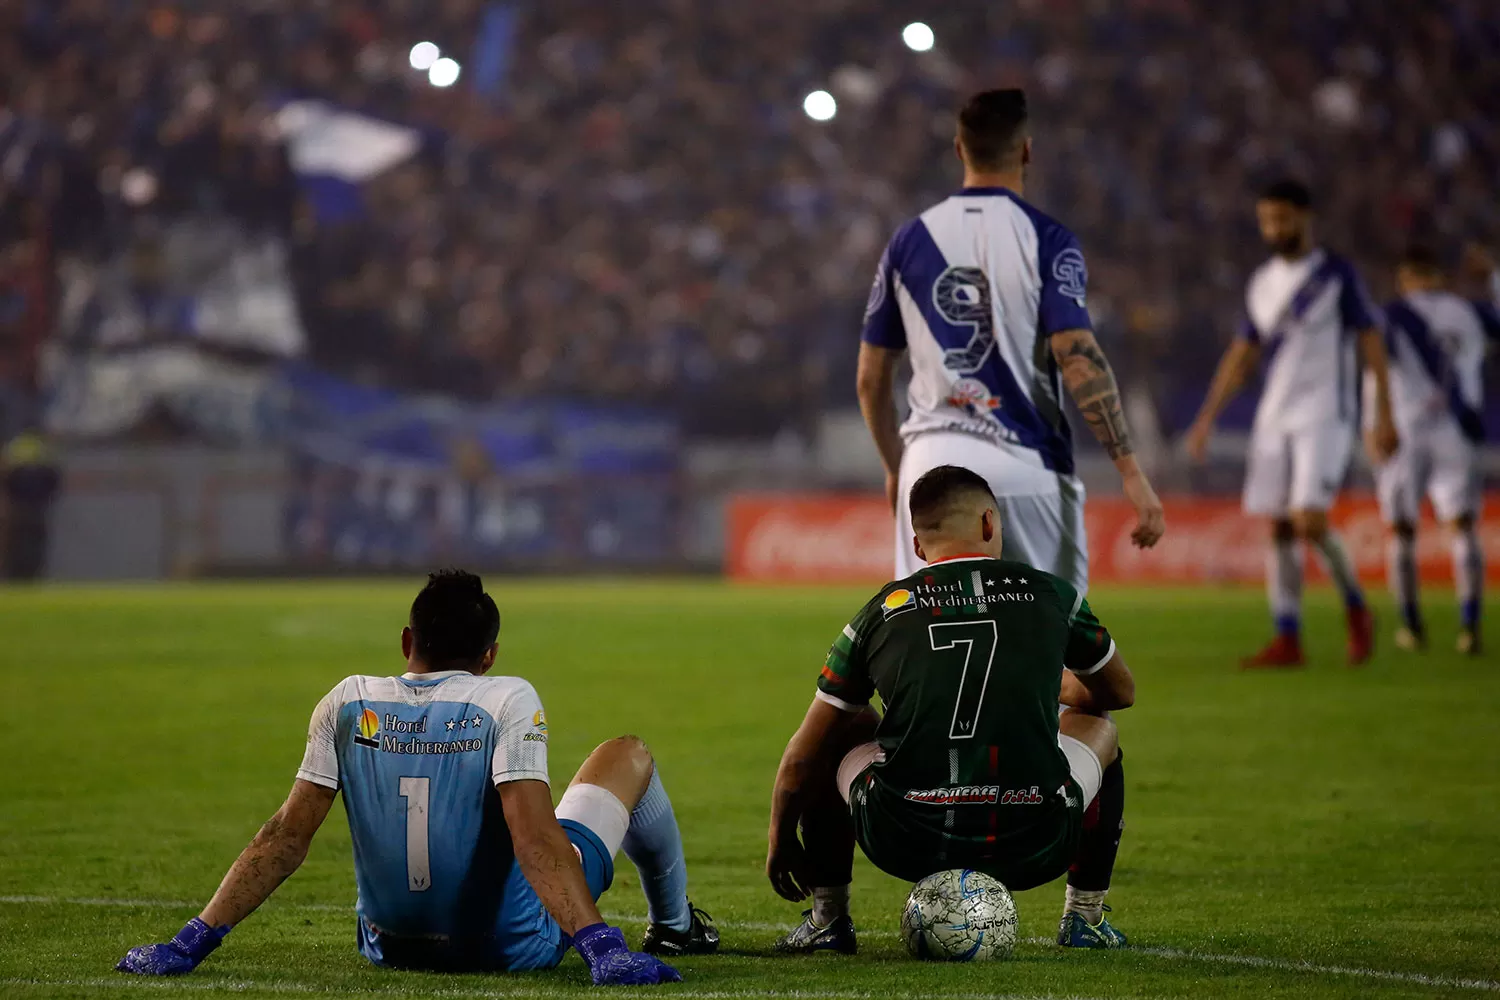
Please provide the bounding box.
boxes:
[2,579,1497,999]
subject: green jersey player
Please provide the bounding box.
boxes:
[767,465,1136,952]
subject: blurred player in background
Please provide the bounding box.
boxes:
[857,88,1164,594]
[1187,180,1399,668]
[767,466,1136,953]
[1374,245,1499,655]
[118,570,713,985]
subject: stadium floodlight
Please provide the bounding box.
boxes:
[902,22,935,52]
[428,57,461,88]
[409,41,440,71]
[803,90,837,122]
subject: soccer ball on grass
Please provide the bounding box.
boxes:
[900,868,1018,961]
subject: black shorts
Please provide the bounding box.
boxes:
[849,772,1084,891]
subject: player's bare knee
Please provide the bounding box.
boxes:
[1391,520,1416,541]
[1059,713,1118,767]
[1450,513,1476,534]
[1271,518,1296,543]
[571,735,655,805]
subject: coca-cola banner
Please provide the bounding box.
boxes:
[725,492,1500,585]
[725,494,891,583]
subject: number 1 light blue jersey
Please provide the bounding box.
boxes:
[296,670,551,950]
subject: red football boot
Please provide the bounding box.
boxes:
[1346,606,1375,667]
[1241,634,1305,669]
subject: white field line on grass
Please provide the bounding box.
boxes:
[4,894,1498,993]
[0,977,1104,1000]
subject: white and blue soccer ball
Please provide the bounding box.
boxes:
[901,869,1018,961]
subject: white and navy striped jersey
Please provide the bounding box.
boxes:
[1368,288,1499,443]
[1238,248,1380,434]
[861,186,1094,476]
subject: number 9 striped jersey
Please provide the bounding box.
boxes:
[861,186,1094,476]
[296,671,549,941]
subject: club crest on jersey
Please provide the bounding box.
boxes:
[353,709,380,748]
[946,377,1002,415]
[1052,247,1087,304]
[882,588,915,618]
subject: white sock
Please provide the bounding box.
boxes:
[1314,531,1365,610]
[1386,533,1420,631]
[811,884,849,927]
[1453,528,1484,631]
[1267,537,1303,635]
[1064,885,1107,925]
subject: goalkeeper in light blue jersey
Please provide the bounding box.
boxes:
[118,570,716,985]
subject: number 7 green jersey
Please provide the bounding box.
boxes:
[817,555,1114,872]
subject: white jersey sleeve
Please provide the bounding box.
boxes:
[472,678,551,786]
[295,680,347,790]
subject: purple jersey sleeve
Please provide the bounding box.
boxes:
[860,241,906,349]
[1336,259,1380,332]
[1038,227,1094,335]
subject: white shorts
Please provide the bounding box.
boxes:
[896,432,1088,593]
[1376,419,1481,524]
[836,736,1103,809]
[1242,425,1355,517]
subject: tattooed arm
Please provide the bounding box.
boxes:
[199,779,337,928]
[498,778,606,935]
[1051,328,1165,548]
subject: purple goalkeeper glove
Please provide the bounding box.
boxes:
[572,923,682,986]
[117,917,229,975]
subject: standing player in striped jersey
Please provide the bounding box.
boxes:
[1373,245,1498,655]
[1187,180,1400,668]
[857,88,1165,595]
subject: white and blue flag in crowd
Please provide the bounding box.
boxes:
[274,100,423,224]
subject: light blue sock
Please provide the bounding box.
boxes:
[623,767,691,933]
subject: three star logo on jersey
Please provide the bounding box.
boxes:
[353,709,380,748]
[882,588,915,619]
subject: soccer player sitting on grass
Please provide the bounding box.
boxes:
[767,465,1136,952]
[118,570,715,985]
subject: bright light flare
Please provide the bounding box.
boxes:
[409,41,440,71]
[803,90,837,121]
[902,22,935,52]
[428,57,461,88]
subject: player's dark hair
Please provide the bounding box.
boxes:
[409,569,500,665]
[1258,178,1312,210]
[909,465,998,534]
[1399,243,1442,274]
[958,89,1029,169]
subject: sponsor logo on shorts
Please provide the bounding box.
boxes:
[902,785,1048,806]
[904,785,999,806]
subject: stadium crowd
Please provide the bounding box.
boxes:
[2,0,1497,435]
